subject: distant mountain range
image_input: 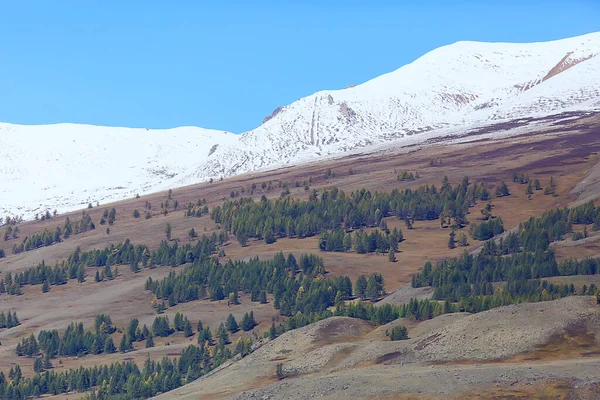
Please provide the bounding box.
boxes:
[1,32,599,218]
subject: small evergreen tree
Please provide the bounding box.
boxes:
[145,334,155,348]
[366,274,384,301]
[388,249,396,263]
[217,323,230,346]
[119,333,132,353]
[42,353,53,369]
[165,223,172,241]
[183,319,193,337]
[389,326,409,341]
[458,232,469,247]
[259,290,268,304]
[229,290,240,305]
[355,275,368,300]
[448,230,456,249]
[226,314,239,333]
[77,265,85,283]
[103,337,116,354]
[241,311,257,331]
[526,182,533,199]
[33,357,44,372]
[495,181,510,197]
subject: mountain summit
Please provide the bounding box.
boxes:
[2,32,599,218]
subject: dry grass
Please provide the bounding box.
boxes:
[456,380,574,400]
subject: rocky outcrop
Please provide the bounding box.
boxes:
[262,106,284,124]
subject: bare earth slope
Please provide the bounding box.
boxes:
[157,297,600,399]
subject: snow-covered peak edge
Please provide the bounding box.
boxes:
[1,32,599,219]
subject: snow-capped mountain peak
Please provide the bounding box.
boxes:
[2,32,599,218]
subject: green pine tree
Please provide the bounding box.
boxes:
[145,334,155,348]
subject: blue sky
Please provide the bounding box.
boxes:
[1,1,598,133]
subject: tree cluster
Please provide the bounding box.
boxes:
[469,217,504,240]
[397,170,419,181]
[318,227,403,253]
[1,342,234,400]
[388,326,409,341]
[212,177,489,246]
[0,310,19,329]
[11,212,95,255]
[412,202,600,308]
[146,251,356,317]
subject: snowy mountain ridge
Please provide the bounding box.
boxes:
[2,32,600,218]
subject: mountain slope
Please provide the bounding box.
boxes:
[191,32,600,180]
[0,124,237,217]
[2,32,599,218]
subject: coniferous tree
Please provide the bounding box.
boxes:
[470,217,504,241]
[119,333,132,353]
[104,337,116,354]
[152,315,173,337]
[241,311,258,331]
[458,232,469,247]
[388,249,396,263]
[366,274,384,301]
[217,323,229,346]
[33,357,44,372]
[42,353,53,369]
[77,265,85,282]
[226,314,239,333]
[495,181,510,197]
[165,223,172,241]
[259,290,268,304]
[183,318,193,337]
[526,182,533,199]
[389,326,409,341]
[198,327,212,345]
[141,324,150,339]
[250,286,260,302]
[229,290,240,305]
[544,177,557,196]
[127,318,139,343]
[355,275,368,300]
[448,230,456,249]
[108,208,117,225]
[145,333,155,348]
[9,311,19,327]
[173,312,185,332]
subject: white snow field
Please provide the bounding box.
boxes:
[1,32,599,218]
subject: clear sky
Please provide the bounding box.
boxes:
[1,1,598,133]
